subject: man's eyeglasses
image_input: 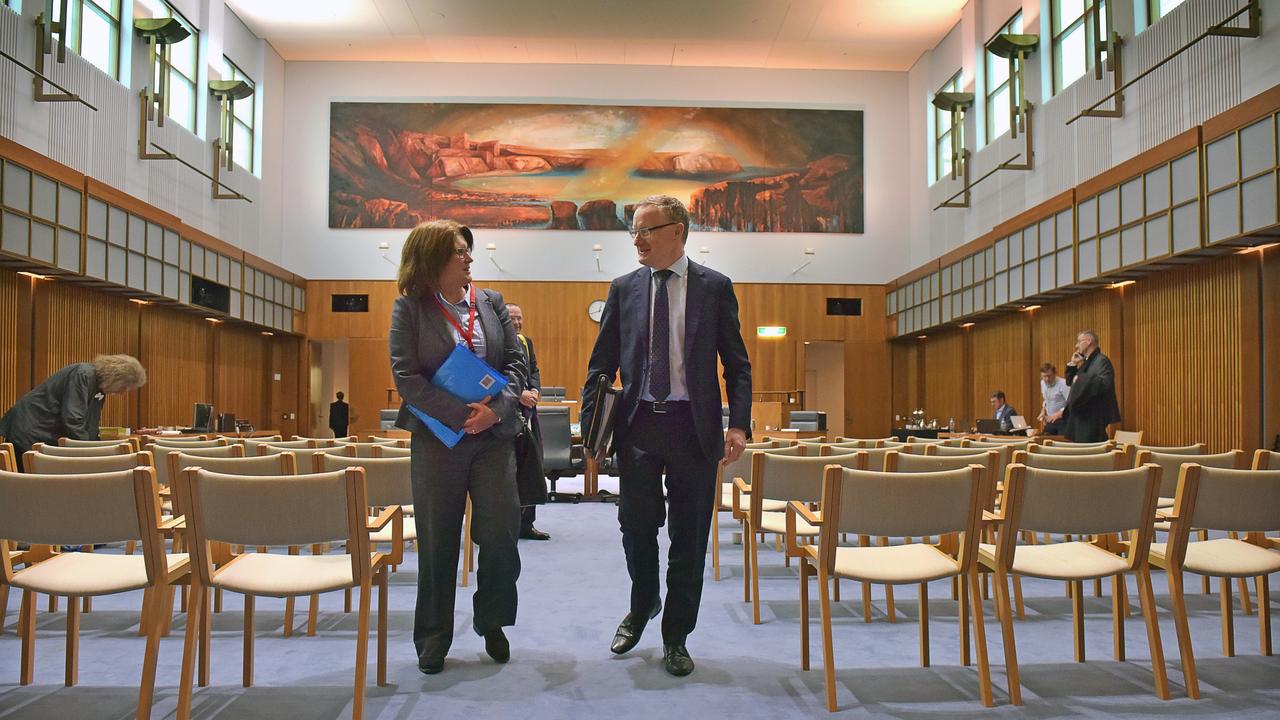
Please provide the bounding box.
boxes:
[629,221,678,239]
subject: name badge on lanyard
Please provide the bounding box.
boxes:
[433,285,477,351]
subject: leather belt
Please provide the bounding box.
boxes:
[639,400,690,414]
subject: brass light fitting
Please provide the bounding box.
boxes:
[134,17,191,128]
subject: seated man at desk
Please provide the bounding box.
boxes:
[989,390,1018,432]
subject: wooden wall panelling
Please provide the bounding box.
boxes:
[34,280,140,429]
[922,329,968,429]
[1124,255,1251,451]
[213,324,268,429]
[349,337,395,437]
[891,339,921,421]
[1032,290,1123,428]
[270,335,302,438]
[969,313,1030,430]
[842,289,893,438]
[0,269,20,412]
[138,307,212,427]
[1263,246,1280,452]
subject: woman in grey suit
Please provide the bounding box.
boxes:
[389,220,527,674]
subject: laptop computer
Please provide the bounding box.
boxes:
[1010,415,1030,431]
[975,418,1003,434]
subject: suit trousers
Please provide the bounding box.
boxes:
[616,402,719,644]
[410,431,521,662]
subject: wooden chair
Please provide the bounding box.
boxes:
[218,434,281,445]
[372,444,412,458]
[365,435,410,446]
[1148,463,1280,700]
[1254,450,1280,471]
[173,466,396,720]
[1135,450,1247,509]
[1132,443,1208,456]
[30,442,131,457]
[1027,443,1116,456]
[260,439,316,449]
[1113,429,1145,445]
[710,443,804,582]
[332,442,392,458]
[143,437,226,448]
[828,439,886,449]
[796,463,995,711]
[1042,439,1112,448]
[238,437,286,453]
[741,451,867,624]
[257,444,333,468]
[1011,449,1128,472]
[146,444,244,494]
[59,437,141,452]
[0,466,189,720]
[980,463,1167,703]
[292,436,355,447]
[25,450,152,474]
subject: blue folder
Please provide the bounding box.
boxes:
[407,344,509,448]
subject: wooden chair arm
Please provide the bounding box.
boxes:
[982,510,1004,523]
[367,505,401,532]
[788,500,822,526]
[368,505,405,565]
[159,516,185,532]
[732,476,751,494]
[1155,508,1178,521]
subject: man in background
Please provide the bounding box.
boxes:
[1063,330,1121,442]
[507,303,549,540]
[1037,362,1069,436]
[329,391,350,438]
[989,391,1017,432]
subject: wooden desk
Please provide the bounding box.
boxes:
[761,429,828,441]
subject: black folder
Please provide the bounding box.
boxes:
[583,374,620,459]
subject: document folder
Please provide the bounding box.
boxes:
[583,374,620,460]
[406,344,509,449]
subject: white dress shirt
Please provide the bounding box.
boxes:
[1041,376,1069,416]
[436,285,487,359]
[641,254,689,402]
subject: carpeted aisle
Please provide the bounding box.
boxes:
[1,480,1278,719]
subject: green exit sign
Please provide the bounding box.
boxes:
[756,326,787,337]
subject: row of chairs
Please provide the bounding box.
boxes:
[714,434,1280,711]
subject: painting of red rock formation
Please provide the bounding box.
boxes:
[329,102,863,233]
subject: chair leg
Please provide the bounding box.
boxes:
[199,587,211,688]
[993,571,1022,706]
[859,535,872,622]
[878,537,896,622]
[214,588,223,614]
[742,522,752,602]
[817,566,838,713]
[177,580,205,720]
[711,506,721,582]
[377,570,389,686]
[284,546,299,637]
[461,496,474,587]
[160,584,176,638]
[1230,533,1254,614]
[308,544,323,636]
[1112,574,1125,662]
[799,557,811,671]
[136,585,164,720]
[20,590,35,685]
[1258,574,1272,656]
[126,540,136,555]
[1221,575,1235,657]
[65,596,80,686]
[750,524,762,625]
[1013,575,1026,620]
[344,588,353,613]
[833,577,840,602]
[1167,569,1200,699]
[49,593,58,613]
[243,595,255,687]
[919,581,929,667]
[959,574,970,667]
[353,574,373,720]
[968,568,994,708]
[1071,580,1085,662]
[0,583,8,635]
[1138,567,1171,700]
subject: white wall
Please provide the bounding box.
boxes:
[280,62,911,283]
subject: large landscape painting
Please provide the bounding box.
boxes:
[329,102,863,233]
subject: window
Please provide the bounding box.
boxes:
[984,11,1023,143]
[219,57,257,173]
[1149,0,1186,22]
[135,0,199,132]
[1052,0,1107,94]
[51,0,121,79]
[933,71,961,182]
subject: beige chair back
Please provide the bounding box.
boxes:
[259,439,313,449]
[145,437,226,447]
[258,444,332,467]
[148,443,243,487]
[888,450,999,510]
[1135,449,1246,497]
[750,451,867,524]
[333,442,389,458]
[0,443,14,472]
[968,439,1032,450]
[59,437,141,451]
[239,437,288,453]
[1175,465,1280,533]
[930,445,996,457]
[31,442,131,457]
[1113,430,1144,445]
[1253,450,1280,471]
[317,453,412,507]
[1012,449,1127,472]
[940,438,970,448]
[830,438,885,449]
[0,467,158,549]
[170,452,295,480]
[719,443,806,486]
[820,446,893,468]
[292,436,354,448]
[1042,439,1111,448]
[372,444,413,458]
[1131,443,1207,456]
[1008,464,1159,537]
[218,434,282,445]
[1027,444,1115,456]
[366,436,410,447]
[25,450,151,475]
[820,465,983,548]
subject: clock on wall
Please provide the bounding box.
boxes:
[587,299,606,323]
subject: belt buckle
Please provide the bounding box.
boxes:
[651,401,668,414]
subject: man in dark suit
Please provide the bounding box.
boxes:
[507,303,550,540]
[989,390,1018,432]
[329,391,350,438]
[581,195,752,677]
[1063,329,1121,442]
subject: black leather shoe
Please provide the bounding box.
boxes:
[519,526,551,541]
[663,644,694,677]
[418,656,445,675]
[484,629,510,664]
[609,597,661,655]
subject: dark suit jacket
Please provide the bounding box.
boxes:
[0,362,103,449]
[1063,348,1122,442]
[994,403,1017,432]
[581,259,752,462]
[389,288,527,442]
[328,400,349,431]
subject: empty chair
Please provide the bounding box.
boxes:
[59,437,141,451]
[788,411,826,431]
[540,386,567,402]
[980,463,1167,703]
[256,444,332,469]
[30,442,131,457]
[332,442,390,458]
[240,437,290,453]
[365,436,409,447]
[1148,463,1280,699]
[1130,443,1207,456]
[147,444,244,490]
[373,445,412,459]
[173,466,395,720]
[143,437,225,448]
[1135,449,1247,508]
[710,443,805,582]
[797,464,995,711]
[1027,443,1116,456]
[25,450,152,475]
[1011,449,1128,472]
[1254,450,1280,471]
[829,439,885,449]
[1042,439,1112,448]
[290,436,352,448]
[0,466,189,717]
[539,406,583,502]
[316,454,414,550]
[218,434,281,446]
[1113,429,1144,445]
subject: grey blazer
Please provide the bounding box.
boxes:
[389,288,527,442]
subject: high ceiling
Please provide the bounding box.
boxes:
[227,0,964,72]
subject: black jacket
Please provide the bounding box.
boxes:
[1063,349,1122,443]
[0,363,104,449]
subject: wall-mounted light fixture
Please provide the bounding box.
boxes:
[1020,304,1040,312]
[1108,280,1135,288]
[792,248,816,275]
[205,317,222,323]
[485,242,503,272]
[130,298,150,305]
[209,79,253,171]
[17,271,49,280]
[592,243,604,273]
[931,91,974,182]
[134,17,190,128]
[961,322,975,328]
[986,33,1038,141]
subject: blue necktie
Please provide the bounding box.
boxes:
[649,269,673,401]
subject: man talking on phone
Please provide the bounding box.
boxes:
[1061,330,1121,442]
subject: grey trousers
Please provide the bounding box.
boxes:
[410,432,521,662]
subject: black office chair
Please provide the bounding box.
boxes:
[539,405,583,502]
[721,405,731,430]
[788,410,827,431]
[541,386,567,402]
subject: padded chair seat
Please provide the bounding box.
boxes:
[980,541,1128,580]
[759,509,818,536]
[1157,496,1175,509]
[719,488,785,512]
[212,552,372,597]
[832,543,959,585]
[1150,538,1280,578]
[368,516,416,544]
[10,552,189,596]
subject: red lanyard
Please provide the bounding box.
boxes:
[432,285,477,351]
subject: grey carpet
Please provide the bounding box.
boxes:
[2,475,1278,719]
